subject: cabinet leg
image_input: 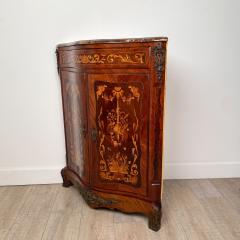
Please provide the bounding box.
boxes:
[61,167,73,188]
[148,205,162,231]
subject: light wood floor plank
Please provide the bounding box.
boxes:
[194,180,240,240]
[0,178,239,240]
[3,185,59,240]
[164,180,223,240]
[211,178,240,213]
[41,186,83,240]
[0,186,33,239]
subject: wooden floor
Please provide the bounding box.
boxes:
[0,179,239,240]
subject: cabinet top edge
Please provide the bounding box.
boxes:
[57,37,168,48]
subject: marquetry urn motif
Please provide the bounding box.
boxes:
[95,82,142,185]
[56,37,167,231]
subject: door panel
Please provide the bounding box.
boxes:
[88,74,149,197]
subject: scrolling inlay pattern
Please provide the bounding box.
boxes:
[60,52,145,65]
[95,82,143,185]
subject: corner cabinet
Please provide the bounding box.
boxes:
[56,37,168,231]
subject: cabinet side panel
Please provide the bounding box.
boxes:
[148,42,167,201]
[60,70,89,183]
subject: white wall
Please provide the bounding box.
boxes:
[0,0,239,185]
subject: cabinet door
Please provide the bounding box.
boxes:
[61,71,89,183]
[88,74,149,197]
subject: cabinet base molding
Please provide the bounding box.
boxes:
[61,167,162,231]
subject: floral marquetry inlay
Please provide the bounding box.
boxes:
[60,52,146,65]
[95,82,143,185]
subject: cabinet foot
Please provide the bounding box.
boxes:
[61,167,73,188]
[148,206,162,231]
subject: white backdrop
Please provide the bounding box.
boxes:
[0,0,239,185]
